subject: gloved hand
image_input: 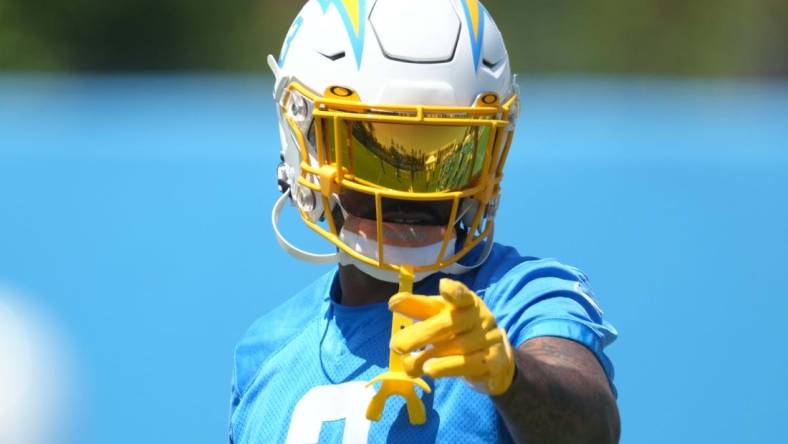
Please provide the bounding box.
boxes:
[389,278,516,396]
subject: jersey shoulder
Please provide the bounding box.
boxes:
[474,243,617,391]
[232,270,334,396]
[475,243,590,287]
[474,243,601,314]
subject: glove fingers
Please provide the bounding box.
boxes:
[401,346,437,377]
[423,351,489,379]
[432,327,501,356]
[390,308,479,354]
[401,327,499,376]
[439,279,476,308]
[388,293,445,320]
[412,329,504,376]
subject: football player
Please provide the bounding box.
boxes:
[230,1,620,442]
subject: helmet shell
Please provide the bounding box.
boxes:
[269,0,517,281]
[273,0,514,203]
[276,0,513,107]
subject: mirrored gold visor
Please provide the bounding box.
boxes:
[320,120,492,193]
[279,81,517,274]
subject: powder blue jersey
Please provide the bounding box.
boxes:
[229,243,617,443]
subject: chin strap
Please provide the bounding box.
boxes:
[272,193,339,265]
[337,253,431,284]
[338,226,496,284]
[273,191,496,275]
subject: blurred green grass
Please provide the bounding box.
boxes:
[1,0,786,76]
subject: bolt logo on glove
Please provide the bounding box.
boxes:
[389,279,515,396]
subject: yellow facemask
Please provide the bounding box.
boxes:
[279,81,519,277]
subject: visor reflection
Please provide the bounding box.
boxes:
[326,120,491,192]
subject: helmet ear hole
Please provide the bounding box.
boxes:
[277,162,290,194]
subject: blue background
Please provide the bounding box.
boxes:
[1,75,786,443]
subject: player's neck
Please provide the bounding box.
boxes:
[337,265,399,307]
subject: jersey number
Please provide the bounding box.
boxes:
[285,381,376,444]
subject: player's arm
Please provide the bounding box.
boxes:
[491,337,620,444]
[390,278,619,444]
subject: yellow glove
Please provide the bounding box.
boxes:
[389,278,516,396]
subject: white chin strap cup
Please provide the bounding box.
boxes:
[338,229,495,284]
[271,192,496,280]
[272,193,339,265]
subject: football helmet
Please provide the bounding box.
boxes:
[270,0,519,282]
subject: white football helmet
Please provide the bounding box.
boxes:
[269,0,519,282]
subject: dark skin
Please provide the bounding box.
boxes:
[337,190,620,443]
[493,337,621,444]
